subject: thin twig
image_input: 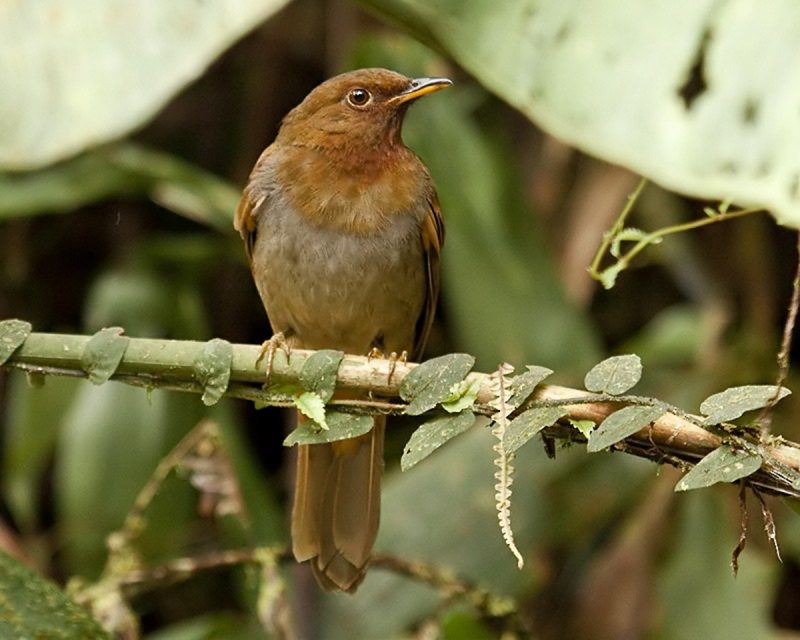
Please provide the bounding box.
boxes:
[758,230,800,434]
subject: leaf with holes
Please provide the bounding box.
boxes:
[587,404,666,452]
[675,445,763,492]
[700,385,791,424]
[283,411,374,446]
[193,338,233,405]
[584,354,642,395]
[505,406,567,454]
[81,327,130,385]
[507,365,553,410]
[401,411,476,471]
[299,349,343,403]
[0,319,32,365]
[400,353,475,415]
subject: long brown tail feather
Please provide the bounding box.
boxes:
[291,414,385,591]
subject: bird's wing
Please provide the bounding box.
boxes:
[414,187,444,360]
[233,146,276,263]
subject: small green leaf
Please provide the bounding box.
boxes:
[598,263,624,290]
[299,349,344,403]
[675,445,763,492]
[570,418,595,439]
[283,412,374,446]
[441,377,481,413]
[192,338,233,406]
[587,404,666,452]
[293,392,328,430]
[0,550,110,639]
[584,354,642,395]
[505,406,567,454]
[610,227,650,258]
[80,326,130,385]
[700,385,791,424]
[507,365,553,410]
[400,353,476,415]
[0,319,32,365]
[401,411,476,471]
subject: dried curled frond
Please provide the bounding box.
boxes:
[488,363,524,569]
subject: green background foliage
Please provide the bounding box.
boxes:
[1,0,799,638]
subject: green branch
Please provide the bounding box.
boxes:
[3,325,800,498]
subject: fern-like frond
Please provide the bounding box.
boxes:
[488,363,524,569]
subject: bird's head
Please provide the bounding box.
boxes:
[277,68,452,153]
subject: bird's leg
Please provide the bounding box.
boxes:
[387,351,408,386]
[256,332,291,386]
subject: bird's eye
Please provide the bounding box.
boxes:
[347,88,371,107]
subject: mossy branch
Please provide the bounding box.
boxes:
[3,330,800,498]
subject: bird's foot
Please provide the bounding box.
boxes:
[256,332,291,386]
[367,348,407,386]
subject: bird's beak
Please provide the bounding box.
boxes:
[390,77,453,105]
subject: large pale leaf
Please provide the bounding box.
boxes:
[0,0,288,169]
[363,0,800,227]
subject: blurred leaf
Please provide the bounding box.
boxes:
[0,2,289,169]
[85,266,210,339]
[700,385,791,424]
[283,412,374,446]
[362,0,800,227]
[622,305,707,366]
[0,319,32,364]
[2,374,82,531]
[144,613,267,640]
[81,327,129,385]
[440,608,495,640]
[587,404,667,453]
[400,354,475,415]
[0,551,109,639]
[505,406,567,454]
[193,339,233,406]
[350,36,601,372]
[401,411,476,471]
[299,350,344,403]
[674,445,763,492]
[292,392,328,430]
[659,491,777,639]
[0,143,239,230]
[584,354,643,395]
[55,384,203,576]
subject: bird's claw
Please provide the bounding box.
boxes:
[256,332,291,386]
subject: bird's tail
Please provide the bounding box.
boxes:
[291,413,384,592]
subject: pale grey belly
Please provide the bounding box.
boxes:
[251,205,426,354]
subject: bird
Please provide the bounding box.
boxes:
[234,68,450,591]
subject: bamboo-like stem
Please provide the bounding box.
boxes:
[4,331,800,498]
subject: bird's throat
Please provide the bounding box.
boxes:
[277,144,423,235]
